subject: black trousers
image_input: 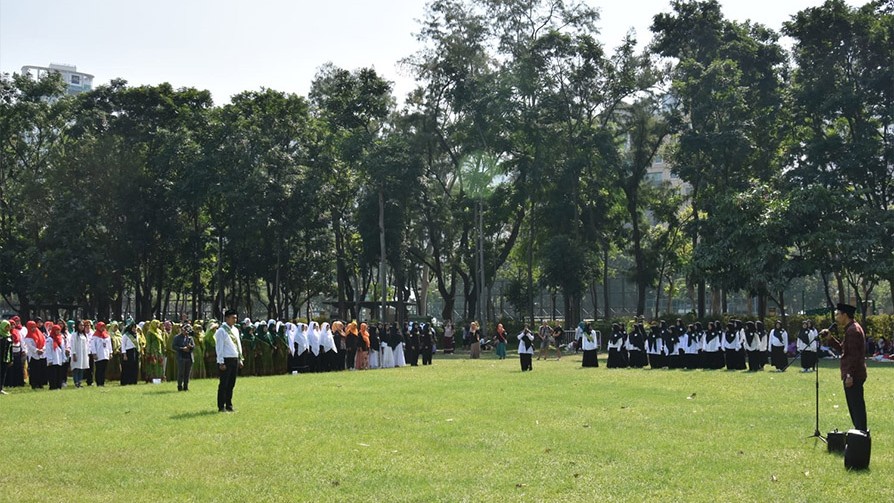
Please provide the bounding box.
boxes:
[121,349,139,385]
[8,352,25,386]
[217,358,239,411]
[85,358,94,385]
[771,346,787,370]
[844,379,867,432]
[520,353,533,371]
[421,347,432,365]
[747,350,763,371]
[29,358,47,388]
[408,347,419,366]
[0,360,7,391]
[177,358,193,390]
[345,349,356,369]
[48,364,63,390]
[801,350,817,370]
[94,359,108,386]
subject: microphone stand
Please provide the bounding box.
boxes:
[805,335,825,443]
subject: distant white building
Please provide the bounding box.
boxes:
[20,63,94,95]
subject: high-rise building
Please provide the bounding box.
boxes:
[20,63,94,95]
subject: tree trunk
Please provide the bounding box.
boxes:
[602,247,610,319]
[379,187,387,323]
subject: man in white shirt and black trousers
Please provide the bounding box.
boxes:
[216,309,244,413]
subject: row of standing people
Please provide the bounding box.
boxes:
[1,317,120,392]
[591,318,820,372]
[283,320,438,373]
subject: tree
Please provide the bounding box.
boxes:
[651,0,788,318]
[783,0,894,317]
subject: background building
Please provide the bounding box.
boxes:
[20,63,93,95]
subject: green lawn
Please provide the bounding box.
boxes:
[1,352,892,502]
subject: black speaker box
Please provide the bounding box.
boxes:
[844,429,871,470]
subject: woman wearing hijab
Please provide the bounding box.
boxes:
[0,320,13,394]
[120,321,140,385]
[320,322,338,372]
[468,321,481,359]
[356,323,371,370]
[392,323,406,367]
[24,321,47,389]
[420,323,434,366]
[743,321,760,372]
[330,321,346,371]
[143,320,165,381]
[797,320,819,372]
[443,321,455,354]
[381,325,396,369]
[493,323,508,360]
[45,325,66,390]
[607,323,628,368]
[722,321,744,370]
[306,321,321,372]
[517,326,535,371]
[294,323,310,373]
[5,316,25,387]
[646,321,665,369]
[580,322,600,368]
[368,323,380,369]
[90,322,113,386]
[769,320,788,372]
[408,323,421,366]
[627,322,648,368]
[344,321,358,370]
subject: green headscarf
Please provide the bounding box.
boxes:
[0,319,10,337]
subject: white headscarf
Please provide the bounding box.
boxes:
[285,322,296,354]
[307,321,320,356]
[320,322,336,352]
[295,323,309,355]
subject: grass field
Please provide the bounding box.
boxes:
[1,351,892,502]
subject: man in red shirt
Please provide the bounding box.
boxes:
[832,303,867,432]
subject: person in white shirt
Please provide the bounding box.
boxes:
[722,321,745,370]
[45,324,66,390]
[646,322,665,369]
[769,320,788,372]
[23,320,47,389]
[797,320,819,372]
[701,321,724,369]
[215,309,244,413]
[580,323,600,368]
[517,326,535,371]
[743,321,763,372]
[70,321,91,388]
[90,322,113,386]
[120,321,140,385]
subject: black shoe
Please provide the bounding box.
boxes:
[218,408,227,413]
[226,407,235,413]
[177,387,182,392]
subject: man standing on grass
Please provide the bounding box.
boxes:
[830,303,867,432]
[215,309,244,413]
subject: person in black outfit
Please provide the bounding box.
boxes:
[173,323,195,391]
[407,323,420,366]
[420,323,434,365]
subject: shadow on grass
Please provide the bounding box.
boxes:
[170,410,220,420]
[143,389,178,396]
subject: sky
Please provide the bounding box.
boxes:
[0,0,867,106]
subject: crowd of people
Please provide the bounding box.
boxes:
[0,315,447,393]
[567,317,825,373]
[0,312,882,393]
